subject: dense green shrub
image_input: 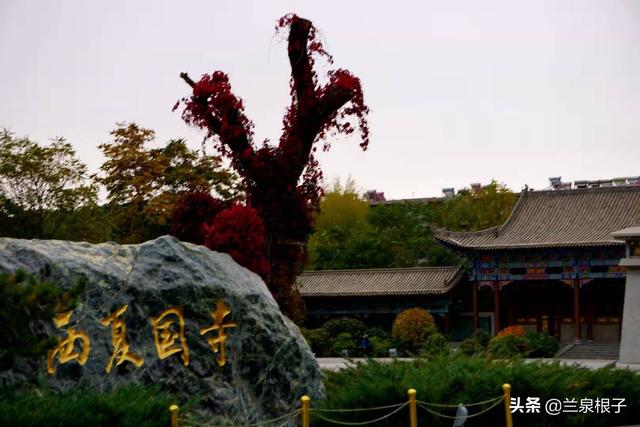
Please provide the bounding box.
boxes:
[369,336,393,357]
[307,320,397,357]
[471,329,491,348]
[0,385,178,427]
[323,318,367,340]
[365,326,390,341]
[420,332,450,358]
[458,336,484,356]
[318,356,640,427]
[0,270,85,370]
[332,332,357,356]
[391,308,436,353]
[301,327,331,356]
[525,331,559,357]
[487,334,529,359]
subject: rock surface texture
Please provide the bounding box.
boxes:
[0,235,323,424]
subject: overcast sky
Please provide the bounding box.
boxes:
[1,0,638,199]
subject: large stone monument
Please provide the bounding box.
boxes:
[613,227,640,367]
[0,236,324,424]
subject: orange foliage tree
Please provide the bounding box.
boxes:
[391,308,437,352]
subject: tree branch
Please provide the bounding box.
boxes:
[316,85,355,125]
[280,17,358,182]
[179,72,197,88]
[179,72,256,176]
[287,17,316,105]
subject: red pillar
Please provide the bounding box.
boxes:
[493,281,501,333]
[472,280,479,332]
[574,279,581,342]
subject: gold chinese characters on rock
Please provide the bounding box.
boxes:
[151,306,190,366]
[101,304,144,373]
[200,299,236,367]
[47,311,90,374]
[46,299,235,374]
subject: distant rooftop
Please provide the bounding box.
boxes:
[548,176,640,190]
[369,196,443,206]
[366,176,640,206]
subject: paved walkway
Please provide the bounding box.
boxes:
[317,357,412,371]
[317,357,624,371]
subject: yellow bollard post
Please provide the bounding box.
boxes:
[408,388,417,427]
[169,404,179,427]
[301,395,311,427]
[502,384,513,427]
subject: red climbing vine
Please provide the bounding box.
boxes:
[174,14,370,321]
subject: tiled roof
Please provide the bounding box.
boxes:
[297,266,464,297]
[434,186,640,250]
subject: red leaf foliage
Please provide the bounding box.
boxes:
[204,205,271,282]
[170,192,227,245]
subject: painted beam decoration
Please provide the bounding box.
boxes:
[471,247,626,283]
[48,299,235,374]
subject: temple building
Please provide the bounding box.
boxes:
[297,266,465,330]
[434,184,640,344]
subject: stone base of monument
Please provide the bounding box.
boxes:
[0,236,324,425]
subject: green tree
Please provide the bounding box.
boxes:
[307,178,393,269]
[437,180,517,231]
[368,202,459,267]
[96,123,240,243]
[307,178,459,270]
[0,129,100,239]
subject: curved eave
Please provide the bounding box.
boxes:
[435,236,624,252]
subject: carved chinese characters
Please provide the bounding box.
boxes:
[46,300,234,374]
[101,304,144,373]
[47,311,90,374]
[200,299,237,367]
[151,307,190,366]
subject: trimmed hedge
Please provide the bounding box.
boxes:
[318,356,640,427]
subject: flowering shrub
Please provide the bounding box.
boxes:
[391,308,436,353]
[175,14,369,320]
[497,325,526,337]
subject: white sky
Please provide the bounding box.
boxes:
[1,0,639,198]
